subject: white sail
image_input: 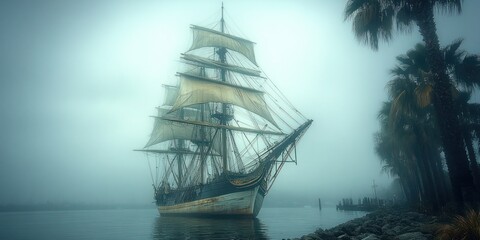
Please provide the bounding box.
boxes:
[146,108,221,153]
[170,73,277,127]
[189,25,257,65]
[163,85,179,107]
[144,118,202,148]
[157,106,199,121]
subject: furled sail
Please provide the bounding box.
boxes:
[170,73,277,127]
[182,54,262,77]
[189,25,257,65]
[135,149,220,157]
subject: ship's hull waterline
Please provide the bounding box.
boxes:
[158,186,264,217]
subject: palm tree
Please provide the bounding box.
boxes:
[456,92,480,188]
[380,84,447,210]
[345,0,477,207]
[375,102,430,206]
[375,40,480,210]
[444,40,480,192]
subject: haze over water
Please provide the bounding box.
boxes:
[0,207,366,240]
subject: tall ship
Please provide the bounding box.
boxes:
[137,5,312,217]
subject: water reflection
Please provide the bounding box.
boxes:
[152,216,268,240]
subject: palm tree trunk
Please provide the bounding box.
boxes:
[426,149,446,207]
[413,126,439,211]
[412,157,425,198]
[415,2,476,208]
[404,167,422,205]
[430,147,449,204]
[398,175,412,202]
[415,148,439,211]
[402,182,412,203]
[464,130,480,189]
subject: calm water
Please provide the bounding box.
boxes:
[0,207,366,239]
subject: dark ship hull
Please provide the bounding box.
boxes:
[156,163,269,217]
[157,178,266,217]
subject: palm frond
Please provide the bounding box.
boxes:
[454,54,480,90]
[346,0,394,50]
[443,38,465,67]
[433,0,463,15]
[395,4,414,32]
[344,0,371,20]
[415,82,433,108]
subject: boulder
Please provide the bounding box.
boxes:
[360,234,380,240]
[396,232,428,240]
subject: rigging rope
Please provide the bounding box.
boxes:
[261,68,308,121]
[147,154,156,187]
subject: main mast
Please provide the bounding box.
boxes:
[219,3,228,173]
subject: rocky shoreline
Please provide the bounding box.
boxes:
[291,208,445,240]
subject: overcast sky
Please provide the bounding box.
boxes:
[1,0,479,205]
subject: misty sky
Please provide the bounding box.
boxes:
[1,0,480,206]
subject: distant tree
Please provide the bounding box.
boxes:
[345,0,477,208]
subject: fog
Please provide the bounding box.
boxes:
[1,0,479,207]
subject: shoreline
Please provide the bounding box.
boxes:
[291,207,445,240]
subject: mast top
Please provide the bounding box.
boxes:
[221,2,225,33]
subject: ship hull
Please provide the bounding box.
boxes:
[156,162,269,217]
[158,185,264,217]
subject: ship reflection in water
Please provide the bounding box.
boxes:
[153,216,267,239]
